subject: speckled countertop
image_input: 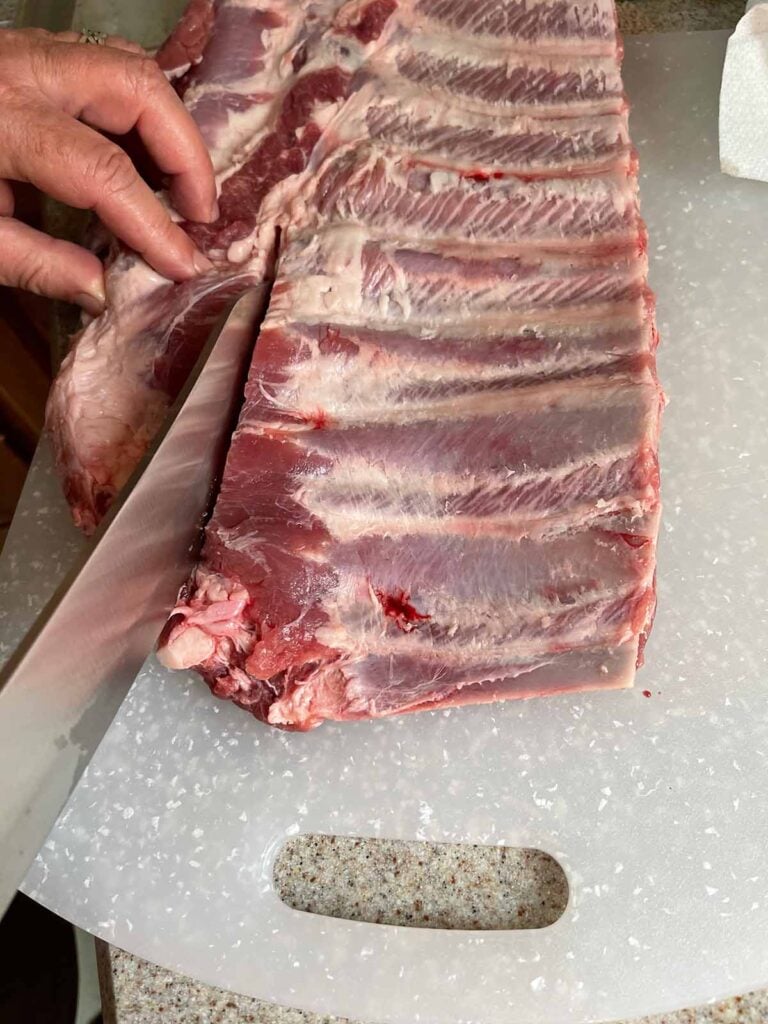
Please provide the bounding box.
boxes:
[95,837,768,1024]
[96,835,768,1024]
[3,0,758,1020]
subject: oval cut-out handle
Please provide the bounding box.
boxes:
[275,834,568,930]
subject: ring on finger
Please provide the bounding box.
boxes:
[78,28,108,45]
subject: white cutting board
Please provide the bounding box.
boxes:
[2,30,768,1024]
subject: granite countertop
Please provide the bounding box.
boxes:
[97,834,768,1023]
[2,0,758,1021]
[97,835,768,1024]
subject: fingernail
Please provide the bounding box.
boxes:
[209,198,220,222]
[75,287,106,317]
[192,250,214,276]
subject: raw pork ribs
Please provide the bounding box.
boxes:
[57,0,664,728]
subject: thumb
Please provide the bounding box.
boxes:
[0,216,105,314]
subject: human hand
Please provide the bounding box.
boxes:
[0,28,218,315]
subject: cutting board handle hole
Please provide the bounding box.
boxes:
[274,834,568,930]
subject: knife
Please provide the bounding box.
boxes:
[0,288,264,918]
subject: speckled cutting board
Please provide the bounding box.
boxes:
[2,29,768,1024]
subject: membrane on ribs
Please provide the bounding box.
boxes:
[155,0,663,729]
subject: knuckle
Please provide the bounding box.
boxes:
[158,213,183,245]
[16,251,53,296]
[24,115,58,167]
[0,30,46,88]
[126,54,164,98]
[87,144,136,202]
[28,37,79,96]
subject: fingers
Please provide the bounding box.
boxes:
[0,29,217,285]
[30,38,217,223]
[0,216,106,314]
[0,99,212,282]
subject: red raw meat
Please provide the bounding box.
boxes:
[153,0,663,728]
[45,0,350,531]
[46,0,661,727]
[154,0,215,76]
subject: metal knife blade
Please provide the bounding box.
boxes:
[0,287,265,917]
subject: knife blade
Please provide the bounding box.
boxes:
[0,287,264,917]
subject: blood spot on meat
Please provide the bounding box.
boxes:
[463,169,505,182]
[375,589,431,632]
[303,408,330,429]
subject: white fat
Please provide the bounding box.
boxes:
[256,342,652,428]
[329,73,627,152]
[268,224,367,322]
[428,169,459,191]
[227,237,256,263]
[311,98,344,131]
[266,220,647,329]
[158,626,216,670]
[297,447,639,501]
[296,456,654,544]
[314,579,650,661]
[269,334,637,419]
[302,497,653,545]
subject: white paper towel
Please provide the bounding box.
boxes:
[720,0,768,180]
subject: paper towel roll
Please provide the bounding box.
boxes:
[720,0,768,180]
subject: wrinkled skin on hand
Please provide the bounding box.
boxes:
[0,27,218,313]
